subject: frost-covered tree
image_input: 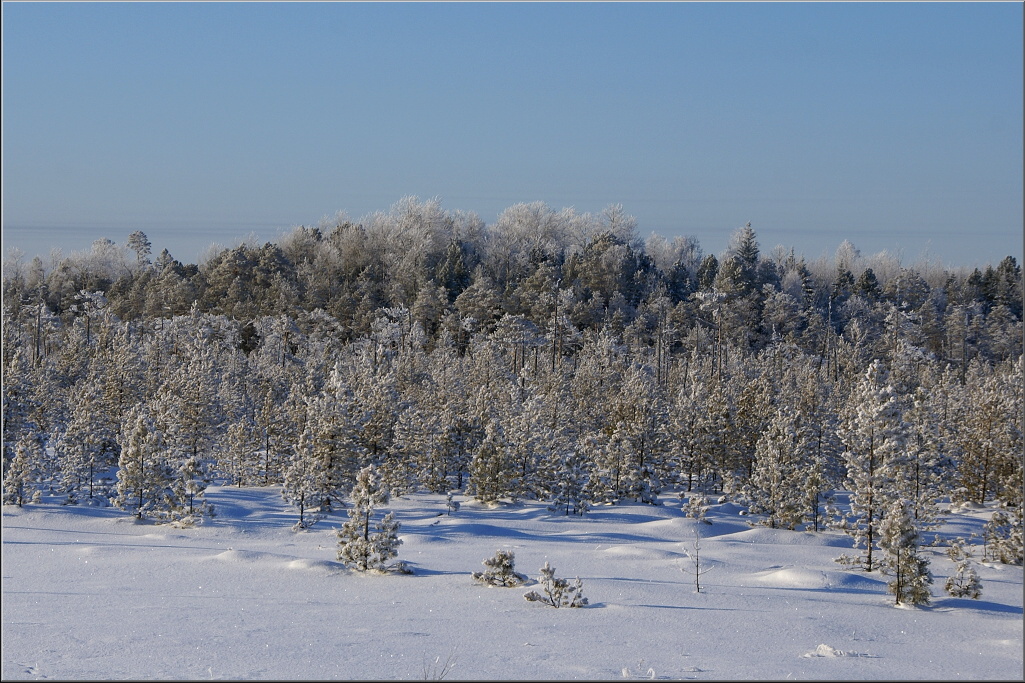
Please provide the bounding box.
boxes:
[901,385,951,531]
[793,369,843,532]
[155,313,223,472]
[547,447,592,516]
[389,400,439,494]
[609,363,667,504]
[468,419,516,504]
[3,434,43,506]
[57,369,117,501]
[746,405,810,529]
[336,464,403,572]
[256,382,292,485]
[983,509,1024,565]
[878,498,932,605]
[523,561,588,608]
[944,538,982,599]
[304,378,365,511]
[682,492,710,523]
[953,365,1022,508]
[679,523,713,593]
[168,452,212,521]
[222,416,261,488]
[281,425,324,529]
[112,404,171,519]
[837,360,910,571]
[472,549,527,587]
[666,369,710,492]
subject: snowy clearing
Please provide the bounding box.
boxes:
[2,486,1022,680]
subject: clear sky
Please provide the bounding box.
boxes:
[3,1,1022,269]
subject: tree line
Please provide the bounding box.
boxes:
[3,197,1022,575]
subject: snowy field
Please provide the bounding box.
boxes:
[2,486,1022,681]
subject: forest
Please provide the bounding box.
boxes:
[2,197,1023,575]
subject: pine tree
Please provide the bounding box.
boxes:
[3,434,43,506]
[168,454,212,523]
[667,374,709,493]
[610,363,666,504]
[472,549,527,587]
[878,499,932,606]
[112,404,171,519]
[523,561,588,608]
[304,380,365,511]
[983,509,1024,565]
[837,360,910,571]
[547,447,592,516]
[901,386,951,532]
[747,405,808,529]
[223,417,261,488]
[390,401,438,494]
[336,464,403,572]
[281,425,323,529]
[954,368,1021,507]
[682,492,710,523]
[944,538,983,599]
[468,419,515,504]
[57,370,117,501]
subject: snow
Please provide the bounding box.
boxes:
[2,487,1022,680]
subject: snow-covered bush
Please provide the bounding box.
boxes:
[336,465,404,573]
[984,509,1024,566]
[682,492,710,523]
[524,561,588,608]
[944,538,983,599]
[878,499,932,605]
[472,549,526,587]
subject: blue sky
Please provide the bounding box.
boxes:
[3,2,1022,268]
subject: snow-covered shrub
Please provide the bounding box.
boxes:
[944,538,983,599]
[523,561,588,608]
[984,509,1024,565]
[336,465,404,573]
[878,499,932,605]
[682,493,710,523]
[472,549,526,587]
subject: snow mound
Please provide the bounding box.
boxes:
[714,501,747,515]
[747,567,887,592]
[801,643,875,658]
[751,567,828,589]
[729,527,845,546]
[285,558,337,573]
[602,544,681,561]
[210,549,265,563]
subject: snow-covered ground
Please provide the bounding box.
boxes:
[2,487,1022,680]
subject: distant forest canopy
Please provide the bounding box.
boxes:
[2,197,1022,347]
[2,198,1022,556]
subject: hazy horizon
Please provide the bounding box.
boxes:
[3,2,1022,270]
